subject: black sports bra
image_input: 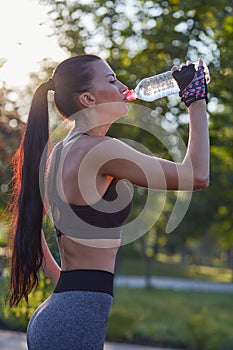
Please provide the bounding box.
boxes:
[49,132,133,240]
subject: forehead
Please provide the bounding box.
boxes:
[92,60,115,77]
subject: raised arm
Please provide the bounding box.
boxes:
[181,99,209,189]
[90,102,208,191]
[77,62,209,192]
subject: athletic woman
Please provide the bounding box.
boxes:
[8,54,209,349]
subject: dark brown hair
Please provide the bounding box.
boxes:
[8,54,102,306]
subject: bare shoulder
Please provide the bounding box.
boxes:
[85,135,134,151]
[86,135,142,160]
[67,135,130,157]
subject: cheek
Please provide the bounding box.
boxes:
[95,88,119,103]
[95,86,113,103]
[108,88,121,102]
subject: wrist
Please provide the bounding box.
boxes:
[188,99,207,110]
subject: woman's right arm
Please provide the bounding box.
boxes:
[78,99,209,192]
[180,99,209,189]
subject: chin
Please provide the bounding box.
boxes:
[116,102,129,118]
[94,102,129,124]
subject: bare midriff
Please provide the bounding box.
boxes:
[58,235,121,273]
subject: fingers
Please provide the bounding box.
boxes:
[172,58,204,72]
[171,65,179,72]
[198,57,204,67]
[172,61,192,72]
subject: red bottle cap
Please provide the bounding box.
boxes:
[125,89,137,101]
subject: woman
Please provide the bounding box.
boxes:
[9,54,209,349]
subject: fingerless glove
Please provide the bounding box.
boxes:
[172,64,208,107]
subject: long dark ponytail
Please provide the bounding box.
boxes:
[8,54,102,306]
[9,79,54,306]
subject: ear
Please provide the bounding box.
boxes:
[75,92,96,108]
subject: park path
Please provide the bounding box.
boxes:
[0,329,179,350]
[115,275,233,293]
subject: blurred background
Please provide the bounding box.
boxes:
[0,0,233,349]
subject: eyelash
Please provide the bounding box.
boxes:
[110,79,117,84]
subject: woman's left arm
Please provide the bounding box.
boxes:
[41,230,61,284]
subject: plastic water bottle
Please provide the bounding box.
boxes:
[125,61,210,102]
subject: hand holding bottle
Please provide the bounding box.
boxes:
[125,58,210,105]
[172,58,208,107]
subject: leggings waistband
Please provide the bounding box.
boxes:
[54,269,114,296]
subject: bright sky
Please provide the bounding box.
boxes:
[0,0,68,88]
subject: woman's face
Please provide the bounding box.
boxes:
[75,59,129,127]
[89,60,128,106]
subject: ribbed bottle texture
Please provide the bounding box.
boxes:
[125,71,179,102]
[136,71,179,102]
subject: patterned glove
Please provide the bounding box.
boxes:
[172,64,208,107]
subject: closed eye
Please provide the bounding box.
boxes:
[110,79,117,84]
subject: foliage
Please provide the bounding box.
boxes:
[0,84,24,207]
[0,274,54,331]
[186,307,224,350]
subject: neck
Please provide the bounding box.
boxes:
[74,121,110,136]
[88,124,110,136]
[72,105,115,136]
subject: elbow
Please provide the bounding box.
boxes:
[193,175,209,190]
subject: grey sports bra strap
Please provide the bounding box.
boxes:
[51,142,63,204]
[51,132,89,202]
[64,130,89,145]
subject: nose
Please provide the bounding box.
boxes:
[119,81,128,93]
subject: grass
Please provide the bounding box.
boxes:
[117,256,233,282]
[1,275,233,350]
[107,287,233,349]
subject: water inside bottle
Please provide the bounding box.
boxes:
[125,72,179,102]
[135,71,179,102]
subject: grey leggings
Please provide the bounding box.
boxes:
[27,290,113,350]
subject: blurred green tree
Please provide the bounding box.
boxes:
[0,83,24,207]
